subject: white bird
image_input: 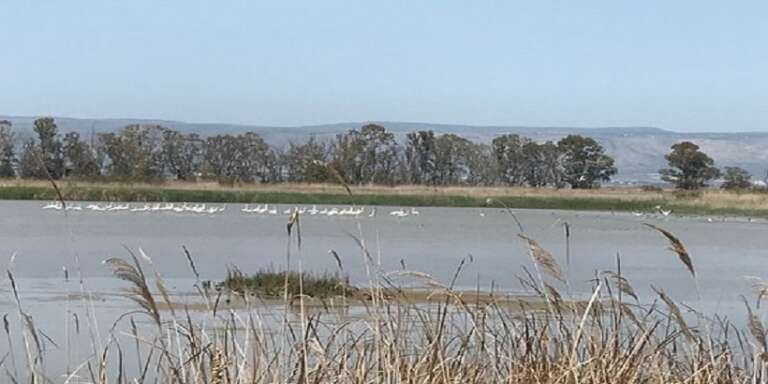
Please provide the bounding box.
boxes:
[368,208,376,217]
[389,208,409,217]
[660,209,672,217]
[42,202,62,210]
[65,204,82,211]
[130,204,150,212]
[109,203,130,211]
[631,211,644,217]
[410,207,420,216]
[88,203,106,212]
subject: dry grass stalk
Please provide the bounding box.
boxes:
[745,276,768,308]
[652,286,695,341]
[103,256,162,327]
[742,296,768,352]
[518,234,565,283]
[602,271,639,301]
[287,210,301,248]
[643,223,695,277]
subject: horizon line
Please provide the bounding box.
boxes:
[2,113,765,135]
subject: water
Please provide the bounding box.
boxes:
[3,200,766,299]
[1,200,767,379]
[2,201,767,293]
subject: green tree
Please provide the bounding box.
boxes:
[720,166,751,190]
[203,134,241,181]
[160,129,202,180]
[403,130,437,184]
[0,120,16,178]
[492,134,530,185]
[203,132,276,182]
[557,135,616,189]
[331,124,399,184]
[98,125,164,180]
[63,132,100,178]
[659,141,720,190]
[522,141,562,187]
[19,139,46,178]
[463,143,497,186]
[282,137,331,182]
[433,133,474,185]
[33,117,64,179]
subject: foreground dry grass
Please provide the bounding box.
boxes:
[5,220,768,383]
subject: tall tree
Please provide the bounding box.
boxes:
[557,135,616,188]
[433,133,474,185]
[720,166,751,190]
[98,125,164,179]
[19,139,46,178]
[464,143,498,186]
[282,137,331,182]
[332,124,399,184]
[0,120,16,178]
[659,141,720,190]
[203,134,241,181]
[203,132,275,182]
[403,130,437,184]
[358,124,399,184]
[522,141,564,187]
[63,132,100,177]
[237,132,276,182]
[492,134,530,185]
[33,117,64,179]
[160,129,202,180]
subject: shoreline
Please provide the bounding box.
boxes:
[2,180,768,218]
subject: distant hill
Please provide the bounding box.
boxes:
[3,115,767,184]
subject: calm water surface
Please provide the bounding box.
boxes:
[1,200,766,302]
[1,200,767,377]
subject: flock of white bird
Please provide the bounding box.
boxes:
[630,205,673,218]
[42,201,227,214]
[41,201,421,218]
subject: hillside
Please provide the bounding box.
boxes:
[3,115,767,183]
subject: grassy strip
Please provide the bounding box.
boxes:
[222,268,351,298]
[2,184,767,218]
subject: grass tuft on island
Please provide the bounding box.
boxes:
[3,179,768,218]
[222,268,352,298]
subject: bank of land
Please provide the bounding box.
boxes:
[1,180,767,218]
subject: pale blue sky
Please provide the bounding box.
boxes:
[1,1,766,131]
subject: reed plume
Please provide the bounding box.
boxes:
[644,223,695,277]
[518,234,565,282]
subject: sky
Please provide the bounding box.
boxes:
[1,1,767,132]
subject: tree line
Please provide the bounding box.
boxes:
[0,117,754,190]
[0,118,620,188]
